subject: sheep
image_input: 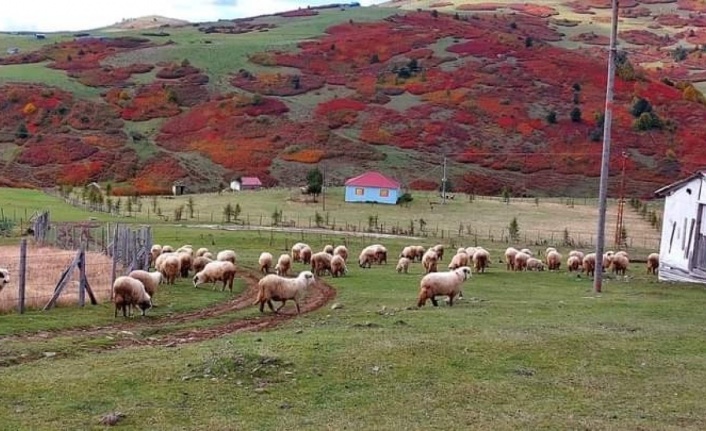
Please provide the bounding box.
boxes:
[310,251,332,277]
[520,248,533,257]
[368,244,387,264]
[465,247,478,260]
[161,245,174,253]
[275,254,292,277]
[202,251,214,260]
[417,266,472,307]
[196,247,210,257]
[611,253,630,276]
[583,253,597,277]
[448,251,470,270]
[400,246,415,260]
[526,257,545,271]
[113,276,152,318]
[159,254,181,285]
[545,247,557,257]
[150,244,162,267]
[333,245,348,262]
[176,245,194,257]
[330,255,347,277]
[258,252,274,274]
[0,268,9,292]
[217,249,237,264]
[546,250,562,271]
[432,244,445,261]
[193,261,237,292]
[422,248,439,273]
[513,251,530,271]
[192,256,212,275]
[412,245,426,262]
[567,255,582,272]
[647,252,659,275]
[396,257,411,274]
[568,250,585,262]
[602,253,613,271]
[291,242,307,263]
[254,270,316,314]
[323,245,334,255]
[473,248,490,273]
[128,270,162,298]
[504,247,519,270]
[300,245,313,264]
[178,251,193,278]
[358,248,376,268]
[614,250,629,260]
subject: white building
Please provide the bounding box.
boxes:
[654,170,706,283]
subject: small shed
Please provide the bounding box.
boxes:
[172,180,186,196]
[344,171,401,205]
[654,170,706,283]
[35,33,46,40]
[230,176,262,191]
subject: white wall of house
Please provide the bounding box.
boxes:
[230,181,241,191]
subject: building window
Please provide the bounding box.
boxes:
[379,189,389,197]
[355,188,364,196]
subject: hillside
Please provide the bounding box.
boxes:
[0,2,705,197]
[102,15,191,32]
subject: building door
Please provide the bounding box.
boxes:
[693,205,706,272]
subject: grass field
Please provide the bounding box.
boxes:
[2,186,706,430]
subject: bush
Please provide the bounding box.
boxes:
[545,111,557,124]
[630,97,652,118]
[633,112,662,131]
[397,192,413,205]
[570,107,582,123]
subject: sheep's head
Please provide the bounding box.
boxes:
[138,297,152,316]
[457,266,472,281]
[192,273,204,287]
[0,268,9,291]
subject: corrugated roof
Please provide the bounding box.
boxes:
[654,170,706,197]
[345,171,400,188]
[240,177,262,186]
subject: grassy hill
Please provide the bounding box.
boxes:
[0,1,705,197]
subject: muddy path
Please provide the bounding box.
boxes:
[0,269,336,363]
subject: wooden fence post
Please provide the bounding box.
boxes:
[111,223,119,299]
[18,239,26,314]
[78,247,86,307]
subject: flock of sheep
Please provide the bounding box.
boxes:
[108,240,660,318]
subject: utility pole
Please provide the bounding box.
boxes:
[322,164,326,212]
[594,0,619,294]
[441,156,447,205]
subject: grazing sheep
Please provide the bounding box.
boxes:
[202,251,214,260]
[422,248,439,274]
[258,252,274,274]
[396,257,411,274]
[160,254,181,285]
[216,249,237,264]
[611,253,630,276]
[546,250,562,271]
[150,244,162,267]
[545,247,557,257]
[193,261,237,292]
[300,245,313,265]
[368,244,387,264]
[412,245,426,262]
[526,257,545,271]
[310,251,332,277]
[176,245,194,257]
[330,255,347,277]
[602,253,613,271]
[513,251,530,271]
[520,248,533,257]
[432,244,445,261]
[323,245,334,255]
[583,253,597,277]
[291,242,308,263]
[196,247,210,257]
[333,245,349,262]
[465,247,478,260]
[192,256,212,275]
[161,245,174,253]
[567,255,582,272]
[128,270,162,298]
[113,276,152,318]
[473,248,490,273]
[417,266,472,307]
[400,246,415,260]
[568,250,585,262]
[178,252,193,278]
[254,270,316,314]
[358,248,377,268]
[448,251,470,270]
[614,250,629,260]
[0,268,9,292]
[505,247,519,271]
[647,253,659,275]
[275,254,292,277]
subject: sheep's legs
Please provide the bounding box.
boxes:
[294,300,301,315]
[430,296,439,307]
[447,294,454,306]
[275,300,287,313]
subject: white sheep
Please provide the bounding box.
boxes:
[217,249,237,264]
[330,255,347,277]
[259,252,274,274]
[192,256,212,275]
[520,248,533,257]
[0,268,9,292]
[176,245,194,257]
[422,248,439,273]
[567,255,582,272]
[546,250,562,271]
[275,254,292,276]
[178,251,193,278]
[333,245,349,262]
[545,247,557,257]
[128,270,162,298]
[203,251,214,260]
[150,244,162,267]
[254,270,316,314]
[417,266,472,307]
[568,250,585,261]
[196,247,210,257]
[396,257,411,274]
[400,246,415,260]
[526,257,545,271]
[369,244,388,264]
[193,261,237,292]
[300,245,313,264]
[113,276,152,318]
[647,253,659,275]
[291,242,307,262]
[358,247,377,268]
[161,245,174,253]
[504,247,519,270]
[323,245,334,255]
[611,253,630,276]
[412,245,426,262]
[448,251,470,270]
[583,253,597,277]
[473,248,490,273]
[156,254,181,285]
[465,247,478,260]
[513,251,530,271]
[310,251,332,276]
[432,244,445,261]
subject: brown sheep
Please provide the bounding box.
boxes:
[567,255,582,272]
[323,245,334,255]
[583,253,597,277]
[300,246,313,265]
[473,248,490,273]
[646,253,659,275]
[333,245,349,262]
[331,255,347,277]
[432,244,445,261]
[178,252,193,278]
[310,252,332,277]
[192,256,212,275]
[611,254,629,276]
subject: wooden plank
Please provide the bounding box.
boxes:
[18,239,26,314]
[43,250,80,311]
[78,248,85,307]
[110,223,119,299]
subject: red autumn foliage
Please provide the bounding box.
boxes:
[231,71,325,96]
[619,30,675,46]
[678,0,706,12]
[277,8,319,17]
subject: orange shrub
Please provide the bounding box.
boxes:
[281,149,325,164]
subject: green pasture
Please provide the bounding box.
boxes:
[0,62,103,99]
